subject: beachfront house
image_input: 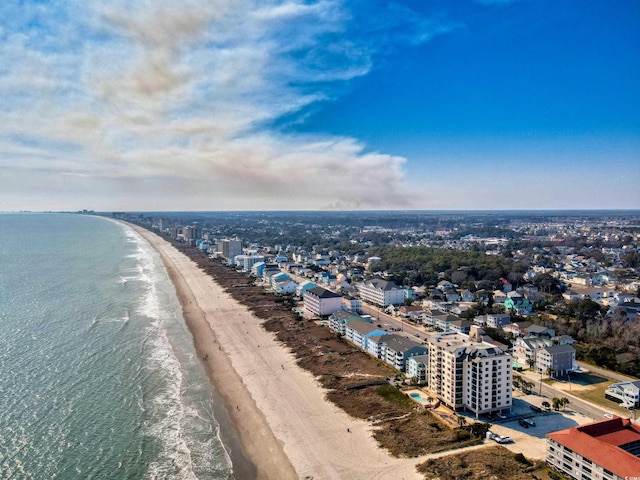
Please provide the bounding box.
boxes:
[366,333,388,359]
[382,335,429,371]
[329,310,369,336]
[296,280,318,297]
[406,354,429,384]
[344,320,387,351]
[274,278,298,295]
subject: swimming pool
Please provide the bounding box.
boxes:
[409,392,429,404]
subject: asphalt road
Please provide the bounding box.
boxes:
[576,360,639,383]
[360,303,430,342]
[520,371,608,420]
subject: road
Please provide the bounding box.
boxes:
[520,370,608,420]
[360,303,431,342]
[576,360,638,383]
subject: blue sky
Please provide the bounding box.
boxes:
[0,0,638,211]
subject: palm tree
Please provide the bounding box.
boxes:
[457,415,467,429]
[522,380,535,394]
[513,375,522,389]
[552,397,561,411]
[546,367,555,378]
[561,397,570,411]
[526,357,535,371]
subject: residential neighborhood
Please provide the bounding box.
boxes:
[118,209,640,480]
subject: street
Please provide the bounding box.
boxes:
[360,303,429,342]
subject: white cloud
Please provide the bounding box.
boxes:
[0,0,448,211]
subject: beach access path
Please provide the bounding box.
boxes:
[131,225,425,480]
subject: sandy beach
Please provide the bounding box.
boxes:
[130,225,424,480]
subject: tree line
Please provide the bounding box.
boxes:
[367,245,527,288]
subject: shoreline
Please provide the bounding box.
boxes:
[131,224,296,480]
[129,224,424,480]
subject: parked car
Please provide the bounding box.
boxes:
[530,405,542,413]
[486,431,513,444]
[524,418,536,427]
[495,435,513,444]
[496,413,506,419]
[518,419,529,428]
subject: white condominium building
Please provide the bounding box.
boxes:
[356,279,407,307]
[218,238,242,263]
[427,328,512,418]
[303,287,342,318]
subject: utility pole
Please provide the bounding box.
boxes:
[539,371,543,396]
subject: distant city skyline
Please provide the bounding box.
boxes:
[1,0,638,211]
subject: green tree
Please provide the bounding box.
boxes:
[469,422,492,438]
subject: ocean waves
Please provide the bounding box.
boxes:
[0,214,231,479]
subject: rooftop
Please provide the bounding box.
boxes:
[547,416,640,478]
[307,286,341,299]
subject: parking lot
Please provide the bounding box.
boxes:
[485,393,594,460]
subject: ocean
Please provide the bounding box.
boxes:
[0,213,233,479]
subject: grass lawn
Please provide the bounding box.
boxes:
[546,374,631,416]
[574,380,630,415]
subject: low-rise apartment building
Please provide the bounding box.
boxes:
[536,344,576,376]
[304,287,342,318]
[329,310,367,336]
[356,279,407,307]
[546,416,640,480]
[345,320,386,351]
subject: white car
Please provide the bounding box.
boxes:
[495,435,513,444]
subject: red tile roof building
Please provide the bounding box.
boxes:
[546,416,640,480]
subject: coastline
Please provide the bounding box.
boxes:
[129,224,424,480]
